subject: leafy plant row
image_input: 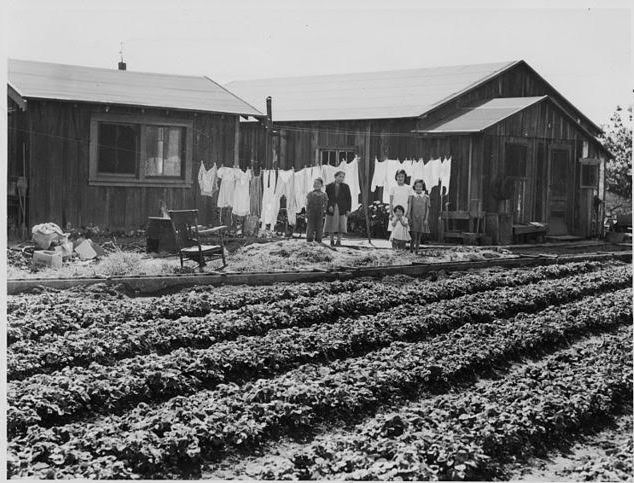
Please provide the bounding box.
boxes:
[6,278,382,345]
[8,261,609,378]
[8,267,629,436]
[239,328,633,481]
[8,288,632,479]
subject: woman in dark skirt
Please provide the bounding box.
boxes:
[324,171,351,246]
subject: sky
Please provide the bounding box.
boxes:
[4,0,633,126]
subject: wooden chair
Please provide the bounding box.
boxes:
[441,210,470,243]
[168,210,227,271]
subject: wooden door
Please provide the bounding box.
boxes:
[548,147,571,235]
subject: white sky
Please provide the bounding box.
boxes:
[4,0,633,126]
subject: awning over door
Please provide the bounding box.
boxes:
[413,96,546,135]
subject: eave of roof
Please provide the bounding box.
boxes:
[8,58,265,118]
[414,96,547,134]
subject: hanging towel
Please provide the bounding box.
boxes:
[216,165,237,208]
[426,158,443,191]
[232,168,252,217]
[274,169,297,225]
[370,157,388,192]
[411,159,426,186]
[260,169,278,226]
[440,157,452,194]
[293,167,309,212]
[344,156,361,212]
[250,169,263,217]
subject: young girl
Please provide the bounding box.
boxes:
[388,170,412,234]
[389,205,411,249]
[408,179,430,253]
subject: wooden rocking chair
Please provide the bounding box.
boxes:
[168,210,227,271]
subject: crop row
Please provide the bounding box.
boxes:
[8,288,632,479]
[238,328,633,481]
[7,261,611,378]
[8,267,629,436]
[6,278,381,344]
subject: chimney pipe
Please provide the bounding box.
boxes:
[118,61,127,71]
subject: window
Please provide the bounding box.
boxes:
[98,123,139,175]
[580,158,600,188]
[319,148,356,166]
[90,114,193,187]
[145,126,185,177]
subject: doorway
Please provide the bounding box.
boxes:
[548,146,571,235]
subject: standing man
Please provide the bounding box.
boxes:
[324,171,351,247]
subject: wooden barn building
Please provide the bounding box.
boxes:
[7,59,263,233]
[228,60,611,243]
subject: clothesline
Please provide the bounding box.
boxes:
[198,156,363,227]
[199,154,453,232]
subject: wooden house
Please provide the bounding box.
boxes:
[228,60,611,242]
[7,59,263,233]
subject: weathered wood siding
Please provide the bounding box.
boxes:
[20,100,238,230]
[481,99,605,235]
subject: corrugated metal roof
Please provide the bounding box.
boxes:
[225,61,519,122]
[8,58,263,117]
[416,96,547,134]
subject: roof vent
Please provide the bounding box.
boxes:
[118,61,126,71]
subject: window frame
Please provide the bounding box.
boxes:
[579,157,600,189]
[89,113,193,187]
[318,147,357,166]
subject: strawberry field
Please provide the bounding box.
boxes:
[6,260,634,480]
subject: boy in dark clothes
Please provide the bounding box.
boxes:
[305,177,328,243]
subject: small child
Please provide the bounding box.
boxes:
[389,205,411,249]
[305,177,328,243]
[408,179,430,253]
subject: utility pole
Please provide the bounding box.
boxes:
[265,96,273,168]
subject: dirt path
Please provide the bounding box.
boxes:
[509,412,633,481]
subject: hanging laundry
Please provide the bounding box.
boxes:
[305,166,320,196]
[274,169,297,225]
[249,168,263,218]
[418,158,434,194]
[198,161,218,197]
[260,169,278,227]
[440,157,452,194]
[370,157,388,192]
[232,168,252,217]
[411,159,426,186]
[344,156,361,212]
[216,165,237,208]
[426,158,443,192]
[292,167,309,212]
[383,159,403,203]
[402,159,415,183]
[321,164,337,185]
